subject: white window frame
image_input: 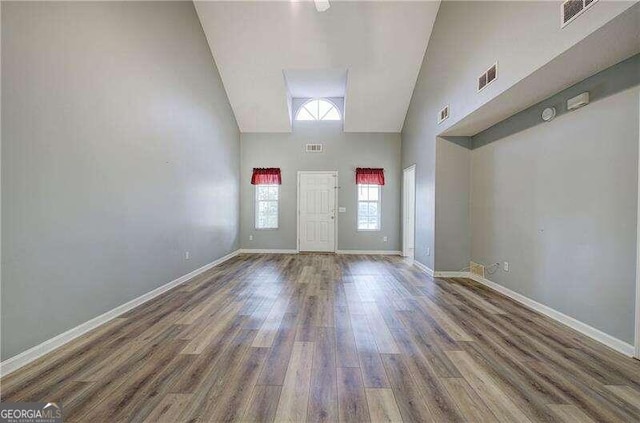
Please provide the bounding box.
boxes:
[255,185,279,230]
[357,184,382,231]
[294,98,342,121]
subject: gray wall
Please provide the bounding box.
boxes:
[433,54,640,273]
[470,86,639,343]
[435,138,470,271]
[402,0,636,270]
[241,105,401,252]
[1,1,240,360]
[473,54,640,149]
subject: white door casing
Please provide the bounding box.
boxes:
[636,95,640,359]
[298,171,337,252]
[403,165,416,258]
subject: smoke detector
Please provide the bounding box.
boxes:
[542,107,556,122]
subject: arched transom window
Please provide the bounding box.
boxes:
[295,99,341,121]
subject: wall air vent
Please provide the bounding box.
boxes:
[305,143,323,153]
[478,74,487,91]
[486,64,497,84]
[478,63,498,92]
[562,0,599,28]
[437,105,450,124]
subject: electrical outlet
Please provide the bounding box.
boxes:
[426,247,431,256]
[249,235,253,241]
[383,236,388,242]
[185,251,190,260]
[503,261,509,272]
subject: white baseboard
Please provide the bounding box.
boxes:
[434,271,470,278]
[238,249,401,256]
[336,250,402,255]
[412,260,434,277]
[467,273,635,357]
[412,266,635,357]
[0,249,241,377]
[238,249,298,254]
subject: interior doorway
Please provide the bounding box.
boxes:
[403,165,416,259]
[297,171,338,252]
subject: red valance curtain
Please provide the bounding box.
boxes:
[356,168,385,185]
[251,168,281,185]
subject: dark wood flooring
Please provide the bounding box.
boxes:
[2,253,640,422]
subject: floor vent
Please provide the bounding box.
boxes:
[305,143,323,153]
[470,261,485,279]
[562,0,599,27]
[478,63,498,92]
[437,105,449,124]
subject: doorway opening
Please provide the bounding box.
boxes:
[403,165,416,259]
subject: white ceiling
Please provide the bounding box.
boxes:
[284,69,348,98]
[194,1,441,133]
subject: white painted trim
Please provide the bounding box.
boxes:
[402,164,416,259]
[412,265,635,357]
[412,260,434,277]
[0,249,241,377]
[238,249,401,255]
[467,273,635,357]
[336,250,402,255]
[239,249,298,254]
[0,2,3,383]
[636,87,640,359]
[434,271,470,278]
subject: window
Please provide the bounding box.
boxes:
[357,184,381,231]
[295,99,341,121]
[255,185,279,229]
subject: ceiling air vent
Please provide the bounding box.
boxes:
[437,105,449,124]
[562,0,599,28]
[478,63,498,92]
[305,143,323,153]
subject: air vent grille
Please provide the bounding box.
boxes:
[305,143,323,153]
[562,0,599,27]
[487,64,497,84]
[478,74,487,91]
[478,62,498,92]
[470,262,485,279]
[563,0,584,23]
[437,105,449,124]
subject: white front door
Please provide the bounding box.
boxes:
[403,165,416,258]
[298,171,337,252]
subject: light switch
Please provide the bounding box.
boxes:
[338,207,346,213]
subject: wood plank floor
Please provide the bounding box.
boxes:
[2,253,640,422]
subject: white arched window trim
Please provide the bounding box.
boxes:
[295,99,341,121]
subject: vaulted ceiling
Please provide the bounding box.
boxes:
[194,1,441,133]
